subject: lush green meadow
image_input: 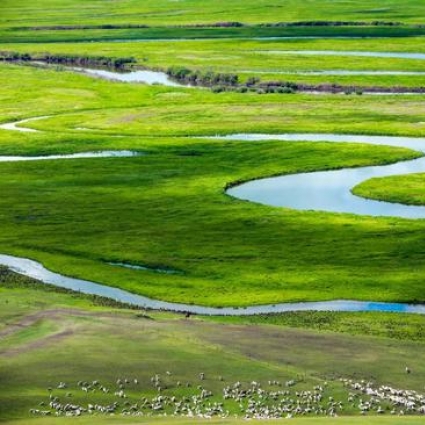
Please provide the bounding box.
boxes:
[2,63,425,137]
[1,63,425,305]
[2,0,425,28]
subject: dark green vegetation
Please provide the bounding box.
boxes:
[3,26,425,44]
[1,271,425,422]
[353,173,425,206]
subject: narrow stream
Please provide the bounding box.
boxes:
[1,254,424,315]
[0,116,46,132]
[0,150,140,162]
[261,50,425,60]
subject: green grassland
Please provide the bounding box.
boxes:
[2,63,425,137]
[353,173,425,206]
[3,0,425,43]
[1,0,425,28]
[3,36,425,89]
[208,311,425,341]
[1,270,425,422]
[1,63,425,305]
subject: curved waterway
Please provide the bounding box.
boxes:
[0,150,139,162]
[262,50,425,60]
[0,116,47,132]
[219,133,425,219]
[0,254,424,315]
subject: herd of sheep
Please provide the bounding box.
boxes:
[29,372,425,419]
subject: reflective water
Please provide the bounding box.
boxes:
[263,50,425,59]
[0,150,140,162]
[217,133,425,219]
[1,254,424,315]
[75,67,186,87]
[214,133,425,151]
[0,116,47,132]
[109,262,180,274]
[74,67,423,94]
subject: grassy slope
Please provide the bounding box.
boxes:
[0,63,425,306]
[1,271,425,421]
[1,0,425,27]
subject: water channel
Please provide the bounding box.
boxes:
[74,67,187,87]
[0,254,424,315]
[262,50,425,60]
[217,133,425,219]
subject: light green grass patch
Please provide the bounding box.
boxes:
[353,173,425,205]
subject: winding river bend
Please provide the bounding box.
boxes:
[0,150,139,162]
[219,133,425,219]
[1,120,425,312]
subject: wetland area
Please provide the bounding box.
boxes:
[1,1,425,424]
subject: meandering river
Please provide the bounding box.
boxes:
[0,254,424,315]
[0,150,139,162]
[218,133,425,219]
[1,93,425,312]
[0,125,425,312]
